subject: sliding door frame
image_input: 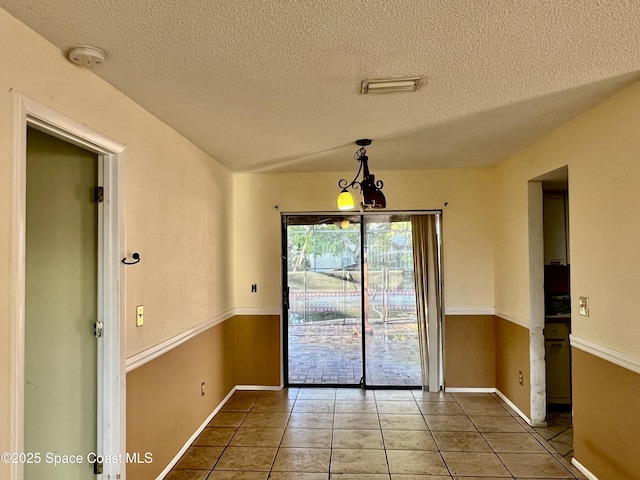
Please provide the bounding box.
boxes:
[282,210,444,390]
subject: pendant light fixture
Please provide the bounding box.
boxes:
[337,139,386,210]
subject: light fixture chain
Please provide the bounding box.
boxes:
[354,145,367,161]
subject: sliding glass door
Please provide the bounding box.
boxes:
[285,215,363,385]
[283,213,441,388]
[363,215,421,386]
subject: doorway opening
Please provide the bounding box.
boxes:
[282,212,444,390]
[25,127,99,479]
[12,96,124,480]
[529,166,574,459]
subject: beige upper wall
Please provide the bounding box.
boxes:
[494,80,640,357]
[0,8,234,354]
[233,168,495,311]
[0,8,233,463]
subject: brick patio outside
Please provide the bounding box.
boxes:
[287,317,422,386]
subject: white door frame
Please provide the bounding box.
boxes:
[11,94,125,479]
[528,166,570,427]
[528,181,546,426]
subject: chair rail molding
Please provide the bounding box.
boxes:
[570,334,640,374]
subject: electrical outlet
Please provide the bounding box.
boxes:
[251,283,257,293]
[579,296,589,316]
[136,305,144,327]
[518,370,524,386]
[201,381,205,397]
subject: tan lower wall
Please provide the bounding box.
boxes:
[445,315,496,388]
[127,313,541,478]
[126,314,281,479]
[234,315,281,386]
[572,348,640,480]
[495,316,530,418]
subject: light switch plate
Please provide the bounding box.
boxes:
[136,305,144,326]
[579,297,589,316]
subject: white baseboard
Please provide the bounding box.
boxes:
[445,387,533,426]
[445,387,495,393]
[495,389,533,426]
[236,384,283,391]
[155,387,236,480]
[155,385,278,479]
[571,458,599,480]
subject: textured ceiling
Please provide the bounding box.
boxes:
[2,0,640,173]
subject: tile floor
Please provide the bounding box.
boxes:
[536,411,574,461]
[166,388,585,479]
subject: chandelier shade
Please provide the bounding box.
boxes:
[337,189,355,210]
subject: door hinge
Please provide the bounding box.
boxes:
[94,321,104,338]
[94,459,103,475]
[94,186,104,203]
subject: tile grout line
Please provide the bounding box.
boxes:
[453,392,517,479]
[205,400,246,477]
[168,389,580,479]
[466,392,578,479]
[451,391,503,479]
[375,391,393,478]
[328,390,335,480]
[269,388,299,478]
[417,389,455,479]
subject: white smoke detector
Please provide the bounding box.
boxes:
[68,46,105,68]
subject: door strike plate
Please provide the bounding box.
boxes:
[94,321,104,338]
